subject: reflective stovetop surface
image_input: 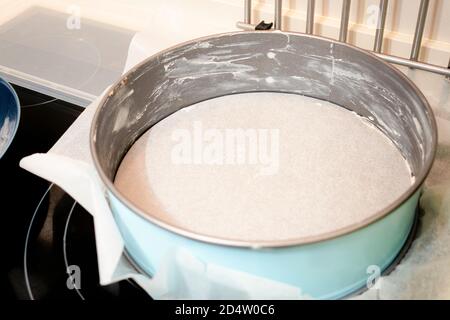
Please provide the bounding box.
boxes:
[2,86,147,300]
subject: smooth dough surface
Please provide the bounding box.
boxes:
[114,92,412,241]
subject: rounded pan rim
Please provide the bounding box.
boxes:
[90,30,438,249]
[0,77,21,159]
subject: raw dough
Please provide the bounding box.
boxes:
[114,92,413,242]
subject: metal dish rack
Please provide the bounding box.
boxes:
[236,0,450,77]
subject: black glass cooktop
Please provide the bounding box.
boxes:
[2,85,147,300]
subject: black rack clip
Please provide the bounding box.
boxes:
[255,20,273,30]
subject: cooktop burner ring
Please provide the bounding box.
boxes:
[23,183,148,300]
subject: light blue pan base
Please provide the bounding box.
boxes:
[109,189,420,300]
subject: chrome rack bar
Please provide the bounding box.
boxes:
[339,0,351,42]
[236,21,256,30]
[235,0,450,77]
[274,0,283,30]
[410,0,429,61]
[306,0,315,34]
[376,53,450,77]
[447,58,450,79]
[244,0,252,24]
[373,0,388,53]
[236,0,254,30]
